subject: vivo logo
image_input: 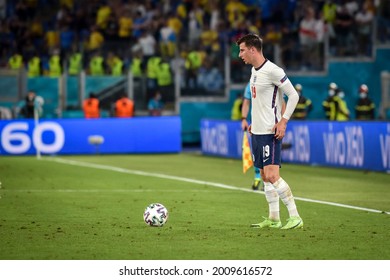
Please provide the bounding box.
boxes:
[201,123,228,155]
[323,125,364,167]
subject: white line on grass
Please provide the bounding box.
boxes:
[44,157,390,215]
[6,189,220,193]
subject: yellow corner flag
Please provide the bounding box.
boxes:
[242,131,253,173]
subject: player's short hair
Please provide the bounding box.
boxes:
[236,34,263,52]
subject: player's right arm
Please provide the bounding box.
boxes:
[241,99,250,131]
[241,83,251,132]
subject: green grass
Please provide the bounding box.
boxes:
[0,153,389,260]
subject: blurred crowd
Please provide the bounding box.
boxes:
[0,0,390,85]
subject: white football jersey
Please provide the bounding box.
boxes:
[249,59,292,135]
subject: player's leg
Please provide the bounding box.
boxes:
[250,135,281,228]
[251,167,262,190]
[263,135,303,229]
[266,165,303,230]
[251,173,281,228]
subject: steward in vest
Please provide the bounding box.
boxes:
[231,93,243,120]
[291,84,313,120]
[355,84,375,120]
[130,55,142,78]
[107,52,124,76]
[83,93,100,118]
[49,53,62,77]
[27,55,41,77]
[185,50,202,88]
[8,53,23,70]
[68,52,83,75]
[115,94,134,117]
[89,52,105,76]
[146,55,162,91]
[185,50,202,70]
[322,82,338,120]
[156,60,173,102]
[156,61,172,87]
[331,90,350,121]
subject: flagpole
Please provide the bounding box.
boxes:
[34,107,41,160]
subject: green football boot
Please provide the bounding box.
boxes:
[281,216,304,230]
[251,217,282,229]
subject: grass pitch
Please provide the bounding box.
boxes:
[0,153,389,260]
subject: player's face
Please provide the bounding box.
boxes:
[239,43,252,65]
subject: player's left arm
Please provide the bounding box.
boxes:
[273,81,299,140]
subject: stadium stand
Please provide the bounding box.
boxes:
[0,0,389,126]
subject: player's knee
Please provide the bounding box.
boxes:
[267,174,280,184]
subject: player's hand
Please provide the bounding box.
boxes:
[248,124,252,135]
[272,118,287,140]
[241,119,249,131]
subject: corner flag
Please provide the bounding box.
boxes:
[242,132,253,173]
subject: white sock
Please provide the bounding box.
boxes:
[264,182,280,221]
[273,177,299,217]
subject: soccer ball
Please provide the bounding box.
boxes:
[143,203,169,227]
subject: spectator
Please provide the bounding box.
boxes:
[44,25,60,51]
[159,18,177,58]
[187,4,203,48]
[377,0,390,43]
[118,8,133,43]
[148,91,164,116]
[18,91,44,119]
[334,4,356,56]
[138,29,156,63]
[355,84,375,120]
[95,1,112,30]
[197,60,224,92]
[355,2,374,56]
[132,10,148,40]
[86,25,104,53]
[199,22,220,58]
[225,0,248,27]
[0,106,12,120]
[82,92,100,119]
[104,13,119,43]
[167,11,183,39]
[322,0,338,25]
[115,93,134,118]
[59,25,75,55]
[299,7,322,70]
[0,19,13,58]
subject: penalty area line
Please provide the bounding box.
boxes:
[44,157,390,215]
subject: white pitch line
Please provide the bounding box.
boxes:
[44,157,390,215]
[5,189,219,193]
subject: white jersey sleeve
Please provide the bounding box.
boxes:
[279,81,299,120]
